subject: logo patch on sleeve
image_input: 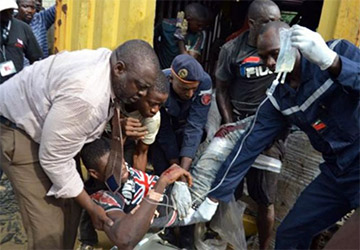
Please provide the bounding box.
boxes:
[201,93,211,105]
[312,119,327,131]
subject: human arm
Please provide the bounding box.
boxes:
[291,25,360,92]
[103,164,192,249]
[39,5,56,30]
[209,99,288,202]
[216,79,233,124]
[132,141,149,172]
[215,43,235,124]
[179,75,212,168]
[39,96,112,229]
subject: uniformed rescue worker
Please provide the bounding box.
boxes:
[150,54,212,249]
[209,21,359,249]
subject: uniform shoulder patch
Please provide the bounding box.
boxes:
[201,93,211,105]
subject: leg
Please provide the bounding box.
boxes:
[1,125,81,249]
[247,168,278,250]
[275,166,353,249]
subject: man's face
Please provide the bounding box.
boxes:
[249,6,281,41]
[96,152,129,183]
[0,9,14,24]
[171,74,199,101]
[17,0,36,24]
[112,62,157,105]
[257,29,280,72]
[34,0,42,12]
[136,90,168,118]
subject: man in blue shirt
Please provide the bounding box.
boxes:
[150,54,212,249]
[209,21,359,249]
[16,0,55,58]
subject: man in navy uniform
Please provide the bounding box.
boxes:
[150,54,212,249]
[209,21,359,249]
[151,54,212,174]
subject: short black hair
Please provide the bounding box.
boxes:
[80,137,110,172]
[150,71,169,95]
[113,39,160,72]
[248,0,279,20]
[184,3,208,22]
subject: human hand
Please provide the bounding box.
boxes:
[88,203,114,230]
[159,164,193,187]
[174,11,188,41]
[291,24,337,70]
[171,181,192,219]
[121,117,148,139]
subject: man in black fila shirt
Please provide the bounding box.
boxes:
[215,0,284,249]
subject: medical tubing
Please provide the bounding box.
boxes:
[191,73,281,204]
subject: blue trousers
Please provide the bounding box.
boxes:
[275,159,360,249]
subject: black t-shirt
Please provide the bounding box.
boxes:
[216,31,276,116]
[0,18,42,84]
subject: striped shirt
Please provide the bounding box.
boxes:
[30,5,56,58]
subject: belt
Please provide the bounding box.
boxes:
[0,116,17,129]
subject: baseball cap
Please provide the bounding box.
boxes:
[0,0,18,12]
[171,54,204,84]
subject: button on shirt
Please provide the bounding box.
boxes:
[210,40,360,202]
[0,48,114,198]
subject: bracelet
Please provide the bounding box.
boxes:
[146,189,163,202]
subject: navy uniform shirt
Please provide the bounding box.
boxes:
[210,39,360,202]
[156,68,212,160]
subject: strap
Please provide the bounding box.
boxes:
[105,101,124,193]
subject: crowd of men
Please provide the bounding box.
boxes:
[0,0,359,249]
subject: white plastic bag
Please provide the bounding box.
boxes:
[210,198,247,250]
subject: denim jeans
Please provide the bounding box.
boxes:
[189,117,253,208]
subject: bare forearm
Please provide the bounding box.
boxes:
[327,55,341,78]
[105,181,167,249]
[178,40,188,54]
[180,156,193,171]
[216,82,233,124]
[133,152,148,172]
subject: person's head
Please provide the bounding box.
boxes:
[16,0,36,24]
[34,0,42,12]
[170,54,204,101]
[110,39,160,105]
[80,138,129,183]
[184,3,209,33]
[135,71,169,118]
[257,21,296,72]
[0,0,18,24]
[247,0,281,46]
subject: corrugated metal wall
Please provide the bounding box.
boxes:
[318,0,360,46]
[54,0,156,52]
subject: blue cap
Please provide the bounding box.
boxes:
[171,54,204,84]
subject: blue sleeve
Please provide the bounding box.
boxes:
[209,98,288,202]
[180,74,212,158]
[156,107,180,160]
[39,5,56,30]
[331,40,360,93]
